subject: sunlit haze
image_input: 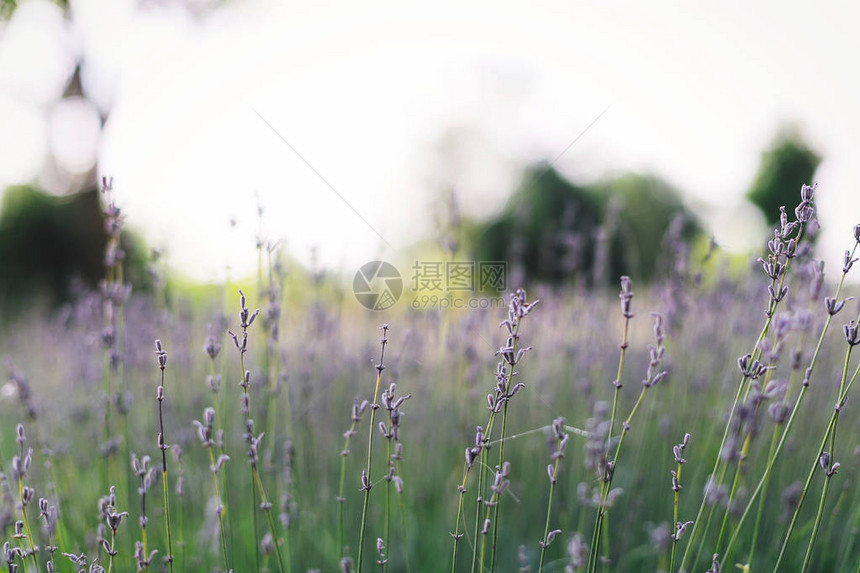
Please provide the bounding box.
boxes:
[1,0,859,281]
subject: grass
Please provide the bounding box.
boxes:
[0,184,859,572]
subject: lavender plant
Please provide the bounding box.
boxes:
[449,290,537,573]
[3,181,860,573]
[228,290,287,573]
[537,417,569,573]
[587,311,668,572]
[153,340,175,573]
[356,324,389,573]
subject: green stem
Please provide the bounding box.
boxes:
[538,440,565,573]
[669,464,683,573]
[107,528,115,573]
[253,466,287,573]
[679,328,767,571]
[488,400,510,573]
[357,331,388,573]
[681,227,810,570]
[471,458,487,573]
[384,436,392,573]
[586,302,633,573]
[715,430,753,555]
[338,405,361,561]
[451,324,521,573]
[18,477,39,573]
[721,269,855,566]
[588,386,648,573]
[746,422,779,566]
[606,316,631,455]
[801,473,833,572]
[208,448,230,573]
[157,367,175,573]
[770,345,856,572]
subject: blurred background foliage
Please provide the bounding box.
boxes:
[0,127,821,313]
[468,165,700,288]
[0,0,822,312]
[0,186,151,316]
[746,131,821,228]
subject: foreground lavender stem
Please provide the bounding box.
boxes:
[538,418,569,573]
[682,186,815,571]
[154,340,175,573]
[357,325,389,573]
[720,238,858,569]
[588,312,667,572]
[229,290,287,573]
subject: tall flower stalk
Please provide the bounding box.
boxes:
[337,398,369,562]
[193,407,230,573]
[356,325,390,573]
[12,425,38,573]
[538,417,569,573]
[587,312,668,572]
[669,433,691,573]
[380,383,410,573]
[720,232,859,570]
[228,289,287,573]
[774,316,860,572]
[681,185,816,571]
[153,340,175,573]
[131,453,156,572]
[449,289,538,573]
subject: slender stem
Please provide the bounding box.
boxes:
[18,476,39,573]
[802,475,833,573]
[140,476,149,573]
[384,429,392,573]
[488,400,510,572]
[669,464,683,573]
[538,433,565,573]
[357,329,388,573]
[157,367,175,573]
[481,318,525,573]
[681,223,810,571]
[588,386,649,573]
[715,431,752,554]
[470,458,486,573]
[770,345,856,572]
[720,257,857,567]
[451,329,520,572]
[253,466,287,573]
[746,420,779,566]
[747,333,807,567]
[103,334,112,491]
[107,528,116,573]
[607,316,631,452]
[236,325,261,572]
[208,448,230,573]
[396,462,413,573]
[679,327,766,571]
[338,405,361,560]
[586,293,634,573]
[210,357,234,563]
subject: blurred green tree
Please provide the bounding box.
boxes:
[746,132,820,227]
[590,173,698,282]
[469,164,699,287]
[0,186,150,315]
[471,164,603,286]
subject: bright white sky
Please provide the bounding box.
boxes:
[0,0,858,281]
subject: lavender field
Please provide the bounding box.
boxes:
[2,184,860,573]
